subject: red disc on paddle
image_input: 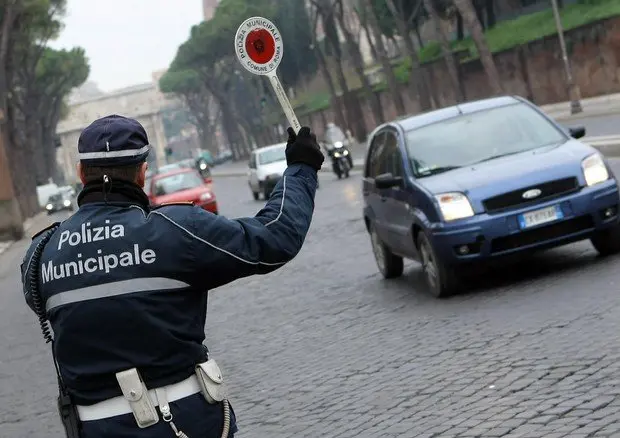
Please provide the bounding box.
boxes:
[245,28,276,65]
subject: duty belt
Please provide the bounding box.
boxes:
[76,375,201,421]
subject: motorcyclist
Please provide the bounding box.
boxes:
[323,122,353,170]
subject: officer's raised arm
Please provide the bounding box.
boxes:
[163,127,324,290]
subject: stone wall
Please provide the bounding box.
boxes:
[298,15,620,139]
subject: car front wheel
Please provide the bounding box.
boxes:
[369,223,403,278]
[417,231,460,298]
[591,221,620,256]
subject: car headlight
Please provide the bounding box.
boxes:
[63,199,71,207]
[46,204,53,210]
[582,153,609,186]
[200,192,213,201]
[435,192,475,221]
[334,141,343,148]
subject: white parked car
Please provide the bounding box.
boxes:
[248,143,288,200]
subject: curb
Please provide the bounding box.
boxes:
[547,107,620,122]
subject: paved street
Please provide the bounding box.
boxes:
[4,161,620,437]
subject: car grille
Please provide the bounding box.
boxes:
[490,215,594,254]
[482,177,580,213]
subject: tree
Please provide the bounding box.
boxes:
[308,4,347,130]
[273,0,318,91]
[363,0,405,115]
[312,0,383,134]
[384,0,433,110]
[0,0,89,219]
[162,0,281,160]
[452,0,503,94]
[422,0,464,102]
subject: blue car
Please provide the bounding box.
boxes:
[362,96,620,297]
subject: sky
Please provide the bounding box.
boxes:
[50,0,203,92]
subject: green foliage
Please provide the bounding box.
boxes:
[477,0,620,56]
[273,0,318,88]
[395,0,620,77]
[159,69,202,95]
[33,47,89,100]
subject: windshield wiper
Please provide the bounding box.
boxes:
[418,165,461,177]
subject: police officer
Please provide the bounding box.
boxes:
[21,114,324,438]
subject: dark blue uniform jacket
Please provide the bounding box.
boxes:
[21,163,317,405]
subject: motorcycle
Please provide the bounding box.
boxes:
[196,157,213,184]
[329,141,352,179]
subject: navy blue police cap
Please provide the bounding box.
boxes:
[78,114,150,167]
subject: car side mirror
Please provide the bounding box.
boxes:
[568,126,586,139]
[375,173,403,189]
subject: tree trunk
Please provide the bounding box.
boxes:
[414,22,424,48]
[475,2,486,30]
[456,13,464,40]
[485,0,496,28]
[385,0,432,111]
[312,32,347,130]
[319,7,367,139]
[335,7,384,127]
[365,0,405,116]
[453,0,503,95]
[0,1,24,238]
[423,0,464,102]
[360,20,378,62]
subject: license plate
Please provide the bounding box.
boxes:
[518,205,563,229]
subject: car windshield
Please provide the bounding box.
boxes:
[48,193,62,202]
[405,103,567,177]
[258,146,286,165]
[153,171,203,196]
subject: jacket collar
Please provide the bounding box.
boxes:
[77,178,150,209]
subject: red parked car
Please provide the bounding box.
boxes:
[148,168,218,214]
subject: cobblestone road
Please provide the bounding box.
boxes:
[3,162,620,437]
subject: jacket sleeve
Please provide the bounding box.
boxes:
[187,163,318,290]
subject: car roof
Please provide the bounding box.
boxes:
[152,167,198,179]
[384,95,524,133]
[254,142,287,154]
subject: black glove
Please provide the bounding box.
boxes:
[285,126,325,172]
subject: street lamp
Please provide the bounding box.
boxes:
[550,0,582,114]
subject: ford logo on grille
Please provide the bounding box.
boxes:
[522,188,542,199]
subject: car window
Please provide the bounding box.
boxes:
[158,163,181,173]
[48,193,62,202]
[249,153,257,169]
[383,132,403,178]
[366,132,386,178]
[258,146,286,165]
[405,102,567,177]
[153,171,203,196]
